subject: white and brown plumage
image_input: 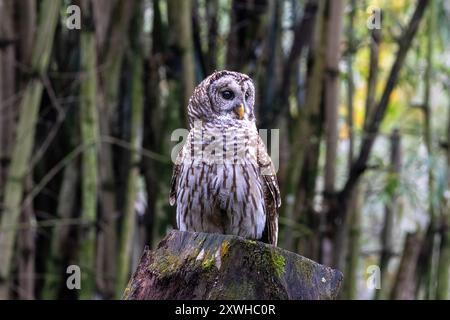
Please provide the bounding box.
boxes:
[169,70,281,245]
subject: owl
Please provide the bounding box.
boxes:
[169,70,281,245]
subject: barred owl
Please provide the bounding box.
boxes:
[169,70,281,245]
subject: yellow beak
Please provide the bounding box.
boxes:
[234,104,245,120]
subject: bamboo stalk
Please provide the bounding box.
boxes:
[116,3,144,295]
[342,185,363,299]
[168,0,195,125]
[391,232,422,299]
[376,129,401,300]
[94,0,135,298]
[116,37,144,298]
[78,17,99,299]
[334,0,430,249]
[41,161,78,299]
[0,0,60,299]
[417,0,436,299]
[436,87,450,300]
[281,0,326,252]
[323,0,345,269]
[342,0,360,299]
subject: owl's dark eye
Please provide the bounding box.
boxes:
[245,91,250,100]
[221,90,234,100]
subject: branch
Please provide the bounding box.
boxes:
[339,0,430,202]
[279,0,318,108]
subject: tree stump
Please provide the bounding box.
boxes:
[123,230,343,300]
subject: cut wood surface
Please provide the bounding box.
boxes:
[123,230,343,300]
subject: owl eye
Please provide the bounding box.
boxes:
[221,90,234,100]
[245,91,251,100]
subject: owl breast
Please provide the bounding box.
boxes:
[175,122,266,239]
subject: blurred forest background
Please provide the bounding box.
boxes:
[0,0,449,300]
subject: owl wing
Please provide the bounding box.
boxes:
[169,142,187,206]
[169,164,180,206]
[257,135,281,246]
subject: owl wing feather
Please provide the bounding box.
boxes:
[169,141,187,206]
[169,164,180,206]
[257,135,281,246]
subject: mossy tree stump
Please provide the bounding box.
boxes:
[123,230,343,300]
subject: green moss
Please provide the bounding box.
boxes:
[198,249,218,272]
[218,280,255,299]
[271,252,286,277]
[296,259,314,283]
[149,253,181,275]
[201,255,215,271]
[240,240,286,279]
[220,241,231,258]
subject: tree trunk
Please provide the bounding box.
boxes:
[0,0,60,299]
[123,230,343,300]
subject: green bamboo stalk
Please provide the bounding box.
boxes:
[116,50,144,298]
[436,206,450,299]
[0,0,60,299]
[436,184,450,298]
[426,0,450,300]
[281,0,326,251]
[94,0,135,298]
[79,26,99,300]
[167,0,195,124]
[422,0,436,299]
[436,86,450,300]
[341,0,361,300]
[342,185,363,299]
[376,130,401,300]
[41,161,78,299]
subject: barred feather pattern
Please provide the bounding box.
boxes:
[170,70,281,245]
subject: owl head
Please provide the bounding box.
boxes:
[187,70,256,128]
